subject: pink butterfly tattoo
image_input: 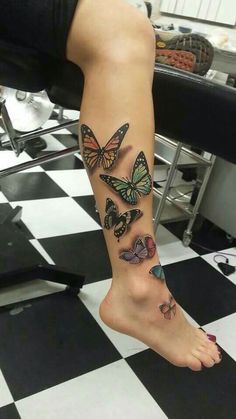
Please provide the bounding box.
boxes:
[159,295,176,320]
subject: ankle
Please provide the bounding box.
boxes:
[111,270,166,304]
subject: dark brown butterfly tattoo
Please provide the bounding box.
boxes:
[104,198,142,241]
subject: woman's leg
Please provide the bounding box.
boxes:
[66,0,221,370]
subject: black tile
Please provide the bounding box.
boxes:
[164,257,236,325]
[0,404,21,419]
[0,222,46,280]
[126,348,236,419]
[0,172,67,201]
[39,230,111,283]
[53,133,79,148]
[0,203,12,221]
[165,219,236,255]
[73,195,102,227]
[0,292,121,401]
[41,153,84,170]
[0,203,34,239]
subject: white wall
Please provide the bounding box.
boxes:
[154,4,236,46]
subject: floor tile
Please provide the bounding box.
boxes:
[0,192,8,203]
[16,360,166,419]
[40,153,83,171]
[10,197,100,239]
[202,247,236,285]
[29,239,55,265]
[0,403,21,419]
[0,292,121,401]
[0,370,14,408]
[52,133,78,148]
[73,195,102,226]
[165,219,236,255]
[126,348,236,419]
[1,172,66,201]
[47,169,93,196]
[203,313,236,361]
[39,230,111,282]
[0,150,43,173]
[40,134,66,151]
[164,257,236,325]
[158,241,199,265]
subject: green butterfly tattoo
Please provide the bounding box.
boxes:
[149,264,166,282]
[100,151,152,205]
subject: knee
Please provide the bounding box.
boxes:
[102,16,156,68]
[67,0,156,70]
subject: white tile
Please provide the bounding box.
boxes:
[0,369,14,408]
[203,313,236,361]
[63,109,80,120]
[42,119,71,135]
[0,150,44,172]
[156,224,179,246]
[29,239,55,265]
[16,360,166,419]
[47,169,93,196]
[79,279,148,358]
[40,134,66,151]
[10,197,101,239]
[0,191,8,203]
[202,247,236,285]
[158,241,199,265]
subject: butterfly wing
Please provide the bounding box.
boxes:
[114,209,142,239]
[119,237,148,264]
[144,235,156,258]
[149,264,165,281]
[101,123,129,170]
[160,296,176,320]
[119,250,140,264]
[104,198,118,230]
[81,124,101,170]
[133,237,148,259]
[131,151,152,196]
[100,175,138,205]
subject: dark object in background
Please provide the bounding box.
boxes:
[144,1,152,18]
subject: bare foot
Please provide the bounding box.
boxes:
[99,275,222,371]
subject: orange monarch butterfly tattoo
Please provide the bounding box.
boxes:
[159,295,176,320]
[81,123,129,171]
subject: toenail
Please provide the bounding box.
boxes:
[216,345,222,359]
[207,334,216,342]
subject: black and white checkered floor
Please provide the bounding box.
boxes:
[0,109,235,419]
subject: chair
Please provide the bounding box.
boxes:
[0,38,236,291]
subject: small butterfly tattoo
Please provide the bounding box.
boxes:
[81,123,129,171]
[100,151,152,205]
[159,295,176,320]
[104,198,142,240]
[149,264,166,282]
[119,235,156,264]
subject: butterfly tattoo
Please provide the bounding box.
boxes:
[149,264,166,282]
[81,123,129,171]
[104,198,142,241]
[159,295,176,320]
[100,151,152,205]
[119,235,156,264]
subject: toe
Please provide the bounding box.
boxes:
[193,349,215,368]
[205,341,222,363]
[187,355,203,371]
